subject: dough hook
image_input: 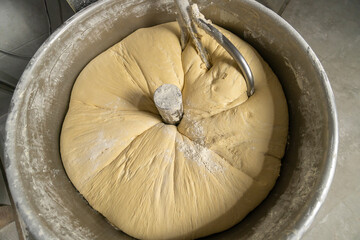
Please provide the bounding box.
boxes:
[174,0,255,97]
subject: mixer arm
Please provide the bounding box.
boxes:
[174,0,212,69]
[174,0,255,97]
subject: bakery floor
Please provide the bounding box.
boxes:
[0,0,359,239]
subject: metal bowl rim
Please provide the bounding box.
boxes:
[4,0,338,239]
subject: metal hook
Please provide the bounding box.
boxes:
[174,1,255,97]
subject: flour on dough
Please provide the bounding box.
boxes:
[60,22,288,240]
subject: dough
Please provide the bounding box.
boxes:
[60,22,288,239]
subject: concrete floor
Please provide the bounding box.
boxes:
[282,0,360,239]
[1,0,359,239]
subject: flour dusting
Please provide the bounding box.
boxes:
[191,120,205,145]
[88,131,117,161]
[176,137,223,173]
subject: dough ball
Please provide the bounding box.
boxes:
[60,22,288,239]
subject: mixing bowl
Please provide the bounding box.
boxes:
[4,0,338,239]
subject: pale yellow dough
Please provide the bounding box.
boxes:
[60,22,288,240]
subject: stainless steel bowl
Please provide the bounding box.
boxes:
[4,0,338,239]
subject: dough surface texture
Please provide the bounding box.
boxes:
[60,22,288,240]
